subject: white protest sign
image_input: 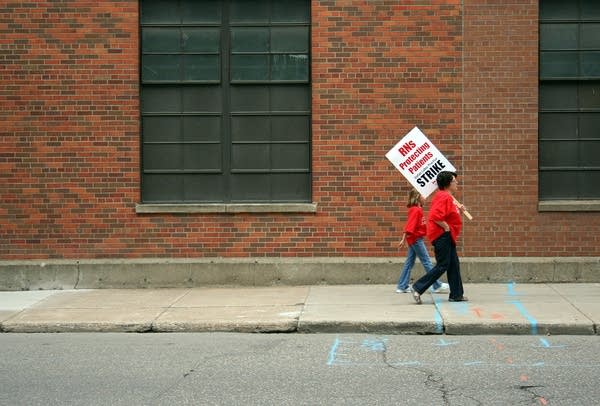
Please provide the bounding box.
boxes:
[385,126,456,198]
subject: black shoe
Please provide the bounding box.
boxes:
[449,296,468,302]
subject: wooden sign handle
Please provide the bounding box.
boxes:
[453,198,473,220]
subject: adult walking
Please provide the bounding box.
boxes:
[412,171,468,304]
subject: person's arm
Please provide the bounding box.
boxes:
[430,194,451,232]
[399,232,407,247]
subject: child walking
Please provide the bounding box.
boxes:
[396,188,449,294]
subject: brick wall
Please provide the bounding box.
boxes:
[1,0,599,260]
[462,0,599,256]
[1,1,140,258]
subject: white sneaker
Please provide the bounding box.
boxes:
[396,286,413,293]
[432,283,450,293]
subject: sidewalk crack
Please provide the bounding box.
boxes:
[296,285,311,332]
[548,284,596,334]
[74,260,81,289]
[149,289,192,332]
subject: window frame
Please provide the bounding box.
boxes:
[539,0,600,203]
[139,0,312,206]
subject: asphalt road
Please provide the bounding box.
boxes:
[1,333,598,405]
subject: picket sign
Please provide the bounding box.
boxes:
[385,126,473,220]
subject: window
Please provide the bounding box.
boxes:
[140,0,311,203]
[539,0,600,199]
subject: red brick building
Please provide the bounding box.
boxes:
[2,1,599,284]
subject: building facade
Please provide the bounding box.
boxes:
[2,1,599,280]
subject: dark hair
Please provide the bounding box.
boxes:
[436,171,457,190]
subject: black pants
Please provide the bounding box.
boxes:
[412,232,464,300]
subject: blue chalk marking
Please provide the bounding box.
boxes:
[508,300,538,335]
[451,301,470,315]
[533,362,545,367]
[464,361,483,366]
[361,338,388,352]
[535,338,566,349]
[327,337,341,365]
[434,338,459,347]
[432,296,445,333]
[507,281,519,296]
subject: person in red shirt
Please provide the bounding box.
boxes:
[396,188,449,293]
[412,171,468,304]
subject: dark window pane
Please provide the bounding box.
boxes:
[272,0,309,23]
[182,0,221,24]
[581,52,600,77]
[272,116,310,142]
[581,24,600,49]
[539,141,578,167]
[231,144,269,170]
[271,27,309,53]
[141,0,179,24]
[230,0,269,23]
[142,55,181,82]
[184,144,221,170]
[272,143,309,170]
[540,0,578,20]
[143,174,183,202]
[144,144,182,170]
[580,113,600,138]
[231,116,270,142]
[271,54,309,81]
[539,171,579,199]
[142,28,180,52]
[183,55,220,81]
[539,113,577,140]
[182,86,222,112]
[271,85,310,111]
[540,52,579,78]
[539,24,577,50]
[230,86,269,111]
[231,28,269,52]
[141,86,182,112]
[272,173,310,201]
[579,171,600,198]
[231,55,269,81]
[184,174,224,201]
[539,82,577,110]
[580,82,600,109]
[230,174,270,201]
[182,28,220,52]
[582,0,600,19]
[183,116,221,142]
[579,141,600,167]
[143,116,181,142]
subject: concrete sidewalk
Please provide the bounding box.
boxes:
[0,283,597,335]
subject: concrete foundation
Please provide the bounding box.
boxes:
[1,257,599,291]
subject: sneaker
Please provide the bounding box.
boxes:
[396,287,413,293]
[412,291,422,305]
[431,283,450,293]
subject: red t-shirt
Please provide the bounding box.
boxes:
[427,190,462,244]
[404,206,426,245]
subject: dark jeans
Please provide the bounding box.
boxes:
[412,232,464,300]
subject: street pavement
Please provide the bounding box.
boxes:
[0,283,597,335]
